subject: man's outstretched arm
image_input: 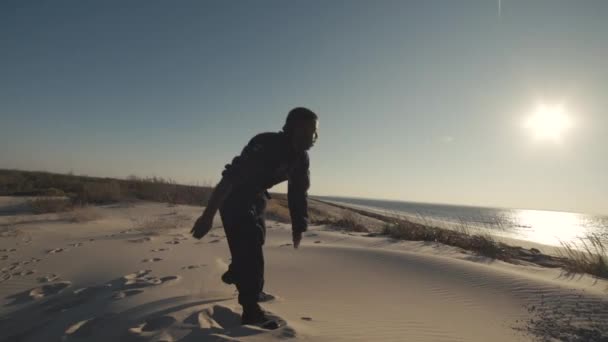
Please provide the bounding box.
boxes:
[288,152,310,248]
[191,178,233,239]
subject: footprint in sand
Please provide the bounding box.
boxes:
[47,248,67,254]
[305,233,319,237]
[37,274,60,283]
[129,315,177,333]
[1,255,8,260]
[182,305,294,337]
[141,258,163,263]
[301,317,313,321]
[64,314,117,338]
[73,284,112,296]
[121,270,158,287]
[126,315,177,340]
[12,269,36,277]
[112,289,143,300]
[119,270,180,290]
[181,264,207,270]
[314,240,322,244]
[7,263,21,271]
[30,281,72,299]
[65,318,96,338]
[0,248,17,252]
[159,275,179,284]
[128,237,153,243]
[1,272,11,283]
[21,257,41,265]
[6,281,72,306]
[165,240,180,245]
[184,305,241,330]
[40,284,111,314]
[68,242,84,247]
[150,248,169,252]
[208,239,221,243]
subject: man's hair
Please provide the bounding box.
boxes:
[283,107,318,133]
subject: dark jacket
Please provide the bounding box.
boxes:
[220,131,310,233]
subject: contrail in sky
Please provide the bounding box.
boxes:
[498,0,502,17]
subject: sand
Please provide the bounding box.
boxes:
[1,197,606,341]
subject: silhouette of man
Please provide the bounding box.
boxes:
[191,107,318,328]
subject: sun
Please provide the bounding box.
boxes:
[524,103,572,143]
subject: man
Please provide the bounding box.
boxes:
[190,107,318,328]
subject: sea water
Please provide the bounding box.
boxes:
[314,196,608,249]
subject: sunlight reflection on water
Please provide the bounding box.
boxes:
[513,210,590,247]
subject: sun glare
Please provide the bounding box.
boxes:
[524,103,572,143]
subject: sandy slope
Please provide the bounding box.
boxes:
[1,199,606,341]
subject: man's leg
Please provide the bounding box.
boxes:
[220,197,272,296]
[254,194,267,288]
[219,208,238,285]
[235,216,264,311]
[254,197,271,301]
[219,206,265,320]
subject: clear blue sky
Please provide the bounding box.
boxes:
[1,1,607,215]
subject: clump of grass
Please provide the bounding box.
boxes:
[381,219,503,259]
[558,234,608,279]
[468,233,503,259]
[133,214,192,235]
[331,211,369,232]
[382,220,437,240]
[265,199,369,232]
[265,199,292,223]
[125,175,212,205]
[73,181,123,204]
[28,197,73,214]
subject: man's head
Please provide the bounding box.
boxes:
[283,107,318,152]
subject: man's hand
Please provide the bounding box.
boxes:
[292,230,302,249]
[191,215,213,240]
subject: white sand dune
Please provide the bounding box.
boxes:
[1,199,606,341]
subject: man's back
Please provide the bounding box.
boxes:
[221,131,310,197]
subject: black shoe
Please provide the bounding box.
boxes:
[241,305,282,330]
[221,270,235,285]
[258,291,276,302]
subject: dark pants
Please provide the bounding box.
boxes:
[219,192,267,308]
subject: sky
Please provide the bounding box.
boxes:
[1,1,607,215]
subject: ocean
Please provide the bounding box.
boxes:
[314,196,608,249]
